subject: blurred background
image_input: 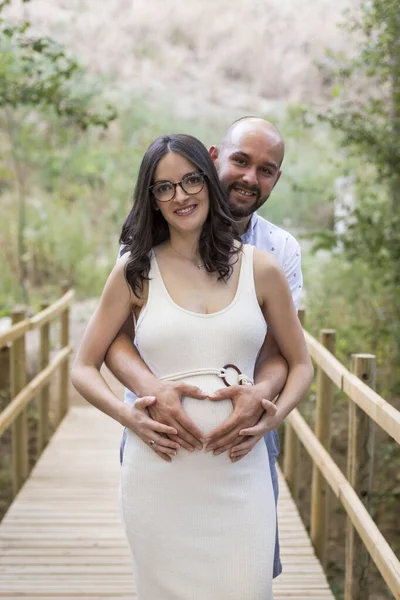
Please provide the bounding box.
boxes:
[0,1,399,598]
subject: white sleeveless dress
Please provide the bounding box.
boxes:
[119,244,275,600]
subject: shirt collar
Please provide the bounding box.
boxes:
[241,212,258,243]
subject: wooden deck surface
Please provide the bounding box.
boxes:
[0,406,335,599]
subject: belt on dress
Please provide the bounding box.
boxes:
[158,364,253,388]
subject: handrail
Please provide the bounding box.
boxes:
[0,290,75,499]
[342,371,400,444]
[0,346,72,437]
[288,408,400,598]
[0,290,75,349]
[0,319,30,349]
[30,290,75,329]
[303,330,400,444]
[284,323,400,600]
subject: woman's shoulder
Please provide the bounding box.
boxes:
[115,249,131,271]
[116,249,150,305]
[116,248,153,268]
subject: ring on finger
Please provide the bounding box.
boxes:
[149,440,155,447]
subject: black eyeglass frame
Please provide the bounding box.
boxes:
[149,171,206,202]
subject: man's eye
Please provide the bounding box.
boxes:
[260,168,272,175]
[234,158,246,166]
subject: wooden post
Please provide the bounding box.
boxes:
[10,306,28,496]
[283,309,306,500]
[310,329,336,568]
[283,423,299,501]
[345,354,376,600]
[37,302,50,455]
[0,345,10,397]
[59,284,70,421]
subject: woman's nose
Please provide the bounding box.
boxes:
[174,184,189,203]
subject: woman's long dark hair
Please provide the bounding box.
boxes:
[120,134,241,295]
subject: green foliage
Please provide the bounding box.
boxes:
[0,91,223,312]
[259,109,343,228]
[0,5,116,127]
[316,0,400,281]
[304,250,400,597]
[307,0,400,371]
[319,0,400,169]
[0,1,117,305]
[305,253,399,390]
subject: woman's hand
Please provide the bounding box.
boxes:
[229,399,279,462]
[127,396,181,462]
[146,381,207,451]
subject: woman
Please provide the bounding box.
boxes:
[71,134,313,600]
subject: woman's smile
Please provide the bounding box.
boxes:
[174,203,198,216]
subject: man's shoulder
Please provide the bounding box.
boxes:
[253,214,300,254]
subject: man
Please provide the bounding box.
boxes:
[105,117,303,579]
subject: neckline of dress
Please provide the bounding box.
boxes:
[151,246,246,318]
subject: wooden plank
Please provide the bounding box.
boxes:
[304,329,400,445]
[0,347,72,436]
[342,370,400,444]
[59,304,70,420]
[311,329,335,568]
[304,329,347,388]
[345,354,376,599]
[0,320,30,350]
[10,308,28,495]
[289,408,400,598]
[29,291,75,330]
[0,292,74,350]
[37,303,50,454]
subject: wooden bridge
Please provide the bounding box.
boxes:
[0,295,399,599]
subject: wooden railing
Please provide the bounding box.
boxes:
[0,288,74,498]
[283,309,400,600]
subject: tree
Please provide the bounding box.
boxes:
[0,0,116,303]
[315,0,400,362]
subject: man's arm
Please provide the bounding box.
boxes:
[204,330,288,455]
[104,316,154,396]
[229,246,308,461]
[104,319,206,451]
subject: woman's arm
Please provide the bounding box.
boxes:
[71,254,137,423]
[71,256,180,460]
[104,319,206,452]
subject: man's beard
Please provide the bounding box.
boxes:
[225,182,267,219]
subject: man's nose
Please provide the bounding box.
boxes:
[241,167,258,187]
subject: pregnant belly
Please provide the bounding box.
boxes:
[180,374,233,437]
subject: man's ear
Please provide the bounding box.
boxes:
[209,145,219,164]
[273,170,282,189]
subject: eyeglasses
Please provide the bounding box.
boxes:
[149,171,205,202]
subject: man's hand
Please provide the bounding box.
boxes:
[230,398,279,462]
[147,381,208,452]
[204,384,270,455]
[126,396,181,462]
